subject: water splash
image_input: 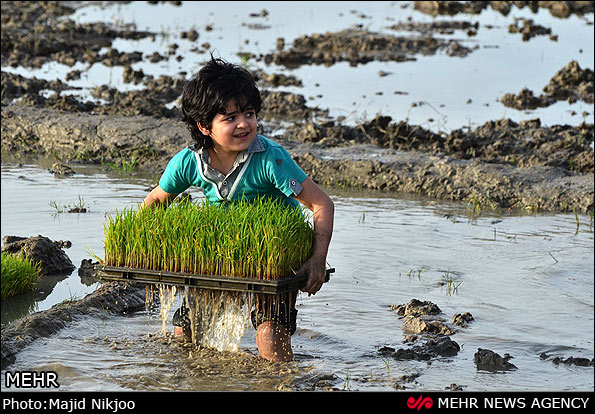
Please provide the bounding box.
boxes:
[158,285,177,335]
[183,288,251,352]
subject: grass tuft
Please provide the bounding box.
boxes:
[1,251,41,299]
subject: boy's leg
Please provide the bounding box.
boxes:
[251,292,298,362]
[173,299,192,339]
[256,321,294,362]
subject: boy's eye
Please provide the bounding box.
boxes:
[221,110,254,122]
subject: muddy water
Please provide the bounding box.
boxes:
[1,162,593,391]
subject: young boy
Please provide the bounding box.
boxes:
[141,56,334,362]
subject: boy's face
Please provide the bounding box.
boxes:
[199,100,257,154]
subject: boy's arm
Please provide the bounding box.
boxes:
[141,185,178,209]
[293,177,334,295]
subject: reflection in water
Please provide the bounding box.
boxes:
[1,272,70,325]
[1,291,39,325]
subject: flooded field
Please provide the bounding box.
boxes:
[1,0,593,393]
[1,162,593,391]
[3,1,593,130]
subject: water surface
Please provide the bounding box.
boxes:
[1,163,593,391]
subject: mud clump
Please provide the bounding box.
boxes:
[261,28,473,69]
[2,235,75,276]
[1,1,154,69]
[543,60,594,104]
[401,316,456,336]
[414,0,493,16]
[388,20,479,36]
[379,336,460,361]
[391,299,459,337]
[1,72,186,119]
[508,18,555,42]
[90,74,185,119]
[501,60,594,110]
[380,299,469,363]
[78,258,99,286]
[452,312,474,327]
[260,90,327,121]
[1,71,70,105]
[414,1,594,18]
[391,298,442,317]
[501,87,550,110]
[284,115,594,174]
[474,348,517,371]
[539,352,595,367]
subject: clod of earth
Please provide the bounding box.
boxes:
[474,348,517,372]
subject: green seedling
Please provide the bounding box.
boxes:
[1,251,41,299]
[440,270,462,295]
[103,197,314,280]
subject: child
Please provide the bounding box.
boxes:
[141,56,334,362]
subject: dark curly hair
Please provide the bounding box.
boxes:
[181,55,262,149]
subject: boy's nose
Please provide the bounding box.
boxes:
[236,115,250,129]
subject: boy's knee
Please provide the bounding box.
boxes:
[256,321,294,362]
[251,305,297,336]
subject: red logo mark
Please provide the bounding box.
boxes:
[407,395,433,410]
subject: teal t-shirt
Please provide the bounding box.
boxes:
[159,135,307,208]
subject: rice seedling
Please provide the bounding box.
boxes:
[572,208,580,235]
[102,197,314,349]
[465,190,500,219]
[342,369,351,391]
[466,192,482,218]
[440,270,462,295]
[103,156,138,175]
[1,251,41,299]
[381,357,390,375]
[49,195,88,213]
[103,196,314,279]
[407,266,426,280]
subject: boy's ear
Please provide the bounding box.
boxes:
[197,121,210,136]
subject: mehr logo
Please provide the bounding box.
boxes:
[4,371,59,388]
[407,395,433,410]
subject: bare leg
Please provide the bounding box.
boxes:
[256,321,294,362]
[174,326,192,340]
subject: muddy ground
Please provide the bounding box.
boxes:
[1,1,594,389]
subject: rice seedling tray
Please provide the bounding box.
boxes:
[95,265,334,294]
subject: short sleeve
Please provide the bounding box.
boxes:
[158,148,197,195]
[266,145,308,197]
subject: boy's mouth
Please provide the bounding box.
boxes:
[234,131,250,139]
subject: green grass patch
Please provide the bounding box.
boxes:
[1,251,41,299]
[103,197,314,280]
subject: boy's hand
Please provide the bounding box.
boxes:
[298,256,326,296]
[293,177,334,296]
